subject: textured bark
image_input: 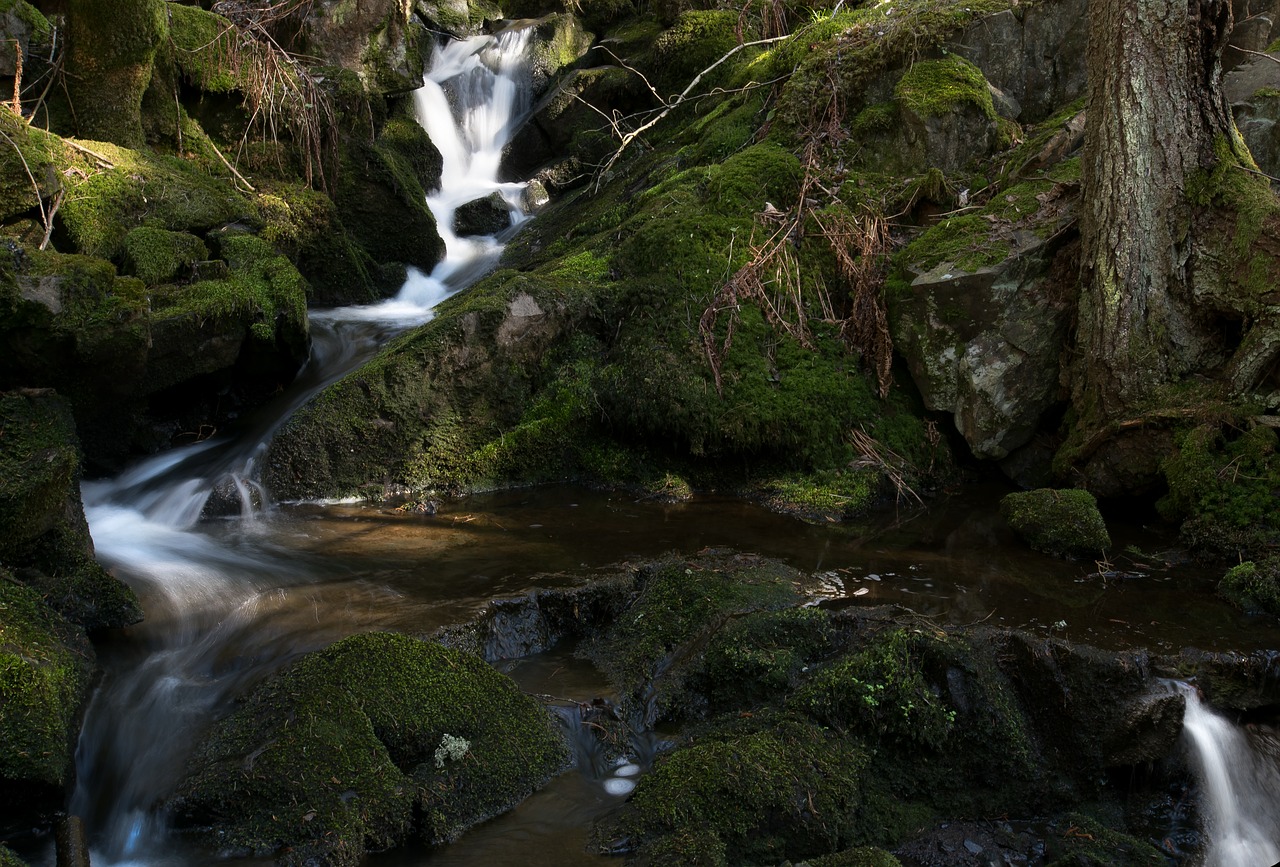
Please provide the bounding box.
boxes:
[65,0,167,147]
[1076,0,1236,421]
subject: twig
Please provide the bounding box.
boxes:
[209,133,255,191]
[40,187,64,250]
[64,139,114,168]
[11,39,21,116]
[595,33,793,189]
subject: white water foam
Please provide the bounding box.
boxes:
[1172,681,1280,867]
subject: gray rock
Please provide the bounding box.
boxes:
[949,0,1089,123]
[1226,53,1280,177]
[454,192,511,235]
[892,227,1076,461]
[524,13,596,98]
[522,179,551,213]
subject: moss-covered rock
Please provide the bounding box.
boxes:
[805,848,903,867]
[1000,488,1110,557]
[0,843,30,867]
[0,574,94,812]
[1218,557,1280,615]
[600,713,871,866]
[587,552,808,722]
[171,631,568,866]
[120,227,209,286]
[0,390,141,631]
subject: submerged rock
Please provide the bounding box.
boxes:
[170,632,569,866]
[999,487,1110,557]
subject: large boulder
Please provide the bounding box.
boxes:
[171,632,569,866]
[454,192,510,236]
[294,0,427,93]
[948,0,1089,122]
[1226,51,1280,178]
[890,182,1078,462]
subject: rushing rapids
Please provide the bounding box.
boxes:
[64,28,537,865]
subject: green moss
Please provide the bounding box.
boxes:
[1218,557,1280,616]
[899,178,1057,272]
[1000,488,1111,557]
[257,181,377,304]
[699,607,835,710]
[1159,424,1280,555]
[590,554,803,713]
[792,628,956,750]
[608,713,869,865]
[167,3,240,93]
[57,141,255,260]
[0,391,142,631]
[0,112,61,222]
[754,470,881,522]
[0,0,51,42]
[173,632,568,865]
[808,848,903,867]
[894,55,994,120]
[1042,813,1167,866]
[0,575,93,791]
[650,10,742,93]
[120,227,209,285]
[158,233,308,343]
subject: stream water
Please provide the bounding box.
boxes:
[11,23,1280,867]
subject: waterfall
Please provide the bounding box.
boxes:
[1172,681,1280,867]
[63,28,537,866]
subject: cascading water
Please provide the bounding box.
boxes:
[60,29,537,866]
[1172,681,1280,867]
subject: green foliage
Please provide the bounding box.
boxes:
[173,632,568,864]
[0,576,92,790]
[1000,488,1111,557]
[792,628,956,750]
[1218,557,1280,616]
[121,227,209,285]
[0,843,31,867]
[809,848,904,867]
[894,55,994,120]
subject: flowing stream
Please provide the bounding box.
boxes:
[1173,682,1280,867]
[64,28,538,866]
[20,22,1280,867]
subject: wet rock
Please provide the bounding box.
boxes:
[524,14,596,98]
[170,632,569,865]
[1103,693,1187,766]
[413,0,474,38]
[294,0,426,93]
[1218,556,1280,615]
[0,574,94,818]
[1000,488,1111,557]
[1172,647,1280,710]
[522,178,551,213]
[454,192,511,236]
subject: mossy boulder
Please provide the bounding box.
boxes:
[56,139,255,261]
[120,227,209,286]
[587,552,810,723]
[171,631,569,866]
[805,848,903,867]
[0,574,94,814]
[0,112,60,223]
[525,14,596,97]
[1000,488,1110,557]
[600,713,872,866]
[295,0,427,93]
[1218,557,1280,615]
[0,390,141,631]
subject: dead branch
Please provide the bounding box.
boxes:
[209,135,256,192]
[11,39,21,116]
[40,187,64,250]
[595,32,793,189]
[64,138,114,168]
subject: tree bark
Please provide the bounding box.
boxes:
[1075,0,1237,423]
[65,0,167,147]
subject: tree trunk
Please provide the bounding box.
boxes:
[65,0,167,147]
[1074,0,1237,423]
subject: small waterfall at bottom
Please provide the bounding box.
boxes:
[1171,681,1280,867]
[56,25,541,867]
